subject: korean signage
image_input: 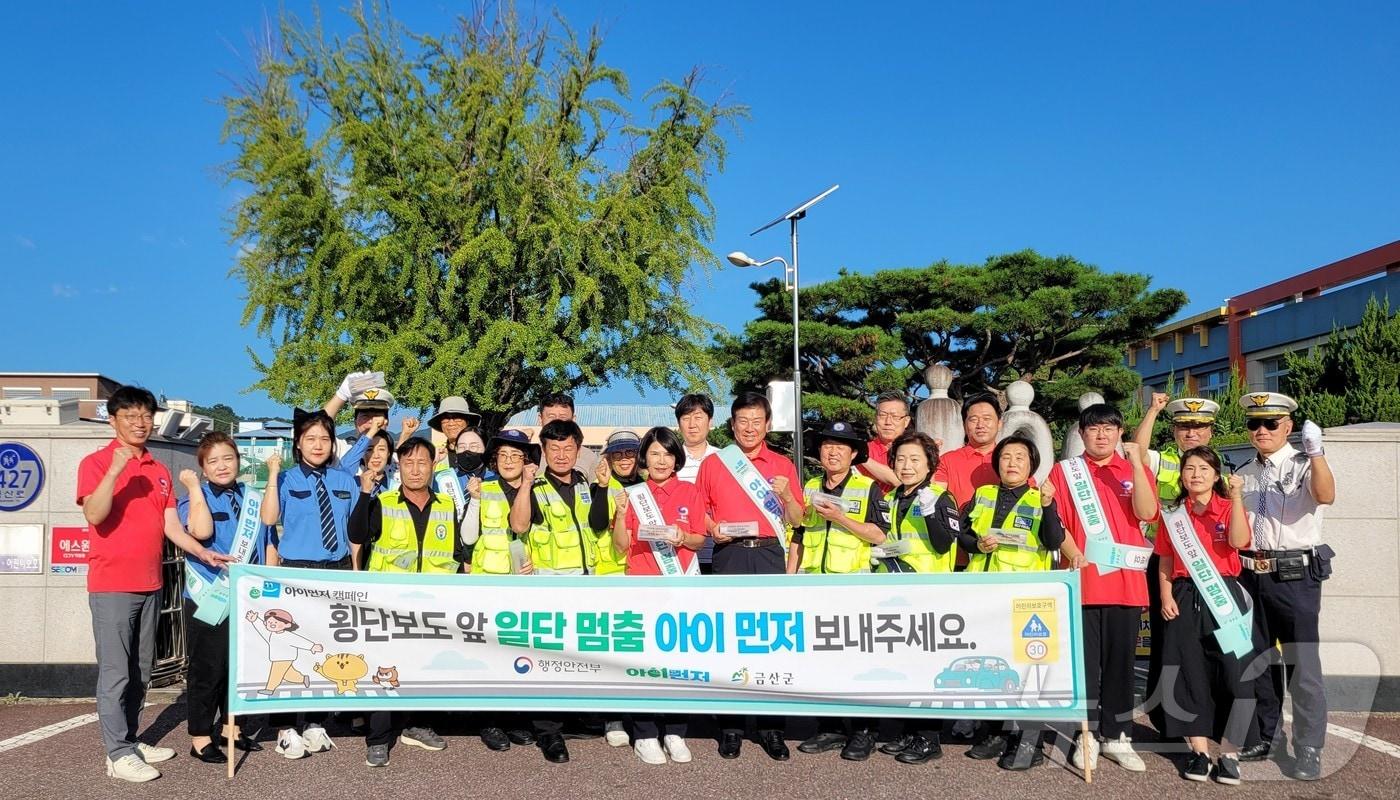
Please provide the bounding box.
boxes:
[0,523,43,574]
[0,442,45,512]
[50,525,91,575]
[229,566,1086,720]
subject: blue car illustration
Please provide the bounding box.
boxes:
[934,656,1020,692]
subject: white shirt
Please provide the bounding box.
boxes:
[677,443,719,484]
[1236,443,1326,550]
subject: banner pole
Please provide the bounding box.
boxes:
[226,713,236,779]
[1080,719,1092,784]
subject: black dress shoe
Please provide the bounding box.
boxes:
[997,734,1045,771]
[1238,733,1286,762]
[840,732,876,761]
[967,733,1008,760]
[1292,745,1322,780]
[190,743,227,764]
[480,727,511,752]
[538,733,570,763]
[798,732,847,754]
[719,731,743,759]
[233,735,263,752]
[506,728,536,746]
[896,734,943,764]
[759,730,790,761]
[880,734,914,755]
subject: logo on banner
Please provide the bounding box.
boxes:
[729,667,751,686]
[514,656,533,674]
[1011,598,1060,665]
[252,580,281,599]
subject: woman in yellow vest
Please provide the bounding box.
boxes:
[587,429,643,580]
[347,437,465,768]
[469,429,539,753]
[873,430,962,766]
[792,422,889,762]
[956,434,1064,771]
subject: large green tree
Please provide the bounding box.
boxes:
[716,250,1186,425]
[225,3,742,429]
[1285,295,1400,426]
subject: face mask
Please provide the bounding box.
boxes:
[454,451,484,475]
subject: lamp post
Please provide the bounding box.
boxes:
[727,180,838,475]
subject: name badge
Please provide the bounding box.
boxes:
[578,486,592,504]
[719,521,759,538]
[872,539,913,557]
[638,524,677,542]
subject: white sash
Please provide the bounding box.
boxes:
[625,483,698,576]
[716,445,789,548]
[187,488,264,626]
[435,468,467,522]
[1160,504,1255,658]
[1062,457,1151,573]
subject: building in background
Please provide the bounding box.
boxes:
[0,373,124,420]
[1127,240,1400,396]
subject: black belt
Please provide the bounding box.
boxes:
[1243,548,1316,558]
[718,538,781,550]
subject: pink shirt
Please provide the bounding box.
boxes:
[623,478,704,575]
[695,443,804,539]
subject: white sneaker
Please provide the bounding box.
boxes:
[663,735,692,763]
[634,737,666,765]
[275,728,308,759]
[300,725,335,753]
[604,720,629,747]
[135,742,175,763]
[106,754,160,783]
[1072,732,1100,771]
[1101,733,1146,772]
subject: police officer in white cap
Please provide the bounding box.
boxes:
[1131,394,1224,731]
[323,372,397,478]
[1233,392,1335,780]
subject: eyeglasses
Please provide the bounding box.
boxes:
[1246,418,1281,432]
[496,452,526,464]
[875,412,909,422]
[115,412,154,424]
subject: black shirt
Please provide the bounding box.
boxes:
[588,472,642,534]
[955,483,1065,557]
[348,489,468,570]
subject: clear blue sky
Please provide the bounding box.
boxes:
[4,1,1398,419]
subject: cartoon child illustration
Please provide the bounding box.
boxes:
[245,608,324,695]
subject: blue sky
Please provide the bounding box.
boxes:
[4,1,1398,419]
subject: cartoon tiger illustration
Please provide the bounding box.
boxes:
[372,666,401,688]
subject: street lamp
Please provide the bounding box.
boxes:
[728,183,838,475]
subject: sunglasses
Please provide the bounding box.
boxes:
[1246,418,1281,432]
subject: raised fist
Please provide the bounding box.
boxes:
[595,457,612,487]
[1039,481,1056,507]
[265,453,282,476]
[770,475,791,499]
[467,476,482,500]
[1122,442,1143,463]
[1150,392,1169,413]
[107,446,136,477]
[400,417,420,437]
[178,469,201,491]
[1228,474,1244,499]
[522,463,539,483]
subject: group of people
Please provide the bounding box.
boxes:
[78,376,1335,786]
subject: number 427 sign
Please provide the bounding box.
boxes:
[0,443,46,512]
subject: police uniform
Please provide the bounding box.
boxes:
[1142,398,1221,734]
[1234,392,1334,778]
[332,388,396,479]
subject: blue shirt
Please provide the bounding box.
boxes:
[276,464,358,561]
[331,434,371,478]
[176,482,272,600]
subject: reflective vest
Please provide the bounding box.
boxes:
[365,490,459,574]
[966,484,1052,572]
[877,484,957,573]
[1156,447,1183,502]
[799,473,875,574]
[472,479,517,575]
[528,474,598,574]
[593,476,632,576]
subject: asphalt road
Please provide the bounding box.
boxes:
[3,701,1398,800]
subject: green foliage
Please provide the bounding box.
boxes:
[193,403,243,434]
[716,250,1186,429]
[1285,296,1400,425]
[224,2,744,430]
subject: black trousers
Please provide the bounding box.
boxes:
[1082,605,1141,740]
[270,556,351,730]
[183,600,228,737]
[1240,568,1327,749]
[633,716,687,740]
[1159,578,1252,744]
[1144,553,1167,732]
[367,711,404,747]
[712,541,786,736]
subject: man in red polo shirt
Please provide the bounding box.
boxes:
[695,392,805,762]
[77,386,230,783]
[933,392,1004,508]
[857,391,911,495]
[1051,403,1158,774]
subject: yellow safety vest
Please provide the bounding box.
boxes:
[966,484,1052,572]
[365,490,459,575]
[529,474,599,574]
[592,477,632,576]
[798,473,875,574]
[876,484,958,573]
[472,479,517,575]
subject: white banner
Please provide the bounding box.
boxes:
[228,565,1086,720]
